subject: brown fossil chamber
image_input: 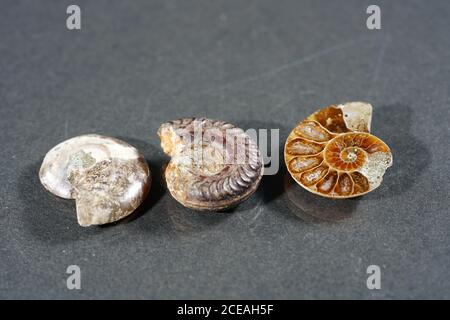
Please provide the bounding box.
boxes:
[158,118,264,210]
[284,102,393,198]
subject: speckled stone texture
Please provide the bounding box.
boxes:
[1,0,449,299]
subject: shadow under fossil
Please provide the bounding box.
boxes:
[164,201,235,235]
[162,161,262,235]
[283,169,358,222]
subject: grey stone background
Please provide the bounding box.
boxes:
[1,0,449,299]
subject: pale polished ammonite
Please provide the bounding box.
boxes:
[158,118,263,210]
[39,134,151,226]
[284,102,393,198]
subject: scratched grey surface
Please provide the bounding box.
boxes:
[1,0,449,299]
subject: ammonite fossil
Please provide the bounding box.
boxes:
[284,102,392,198]
[39,134,151,226]
[158,118,263,210]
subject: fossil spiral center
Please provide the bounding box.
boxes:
[340,147,361,163]
[324,136,367,171]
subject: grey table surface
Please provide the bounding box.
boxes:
[1,0,449,299]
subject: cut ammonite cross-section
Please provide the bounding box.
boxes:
[284,102,393,198]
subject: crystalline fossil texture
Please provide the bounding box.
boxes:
[39,134,151,226]
[158,118,263,210]
[284,102,393,198]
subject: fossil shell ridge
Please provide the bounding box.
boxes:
[158,118,263,210]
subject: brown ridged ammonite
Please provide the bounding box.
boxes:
[39,134,151,226]
[284,102,393,198]
[158,118,264,210]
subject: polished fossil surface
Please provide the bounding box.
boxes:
[39,134,151,226]
[285,102,393,198]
